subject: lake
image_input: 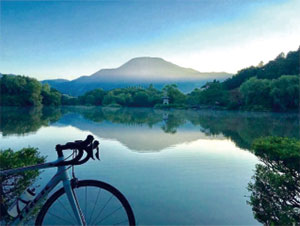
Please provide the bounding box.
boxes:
[0,106,299,225]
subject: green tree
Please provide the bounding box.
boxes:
[240,77,272,110]
[146,85,162,106]
[163,84,186,105]
[188,81,229,107]
[0,148,46,222]
[270,75,299,111]
[41,84,62,106]
[78,88,106,105]
[187,88,201,106]
[224,66,259,90]
[102,92,117,105]
[132,91,149,107]
[0,75,42,106]
[224,48,300,90]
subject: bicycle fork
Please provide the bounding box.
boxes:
[61,166,86,226]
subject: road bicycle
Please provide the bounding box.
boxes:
[0,135,136,226]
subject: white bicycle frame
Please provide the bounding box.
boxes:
[0,156,86,226]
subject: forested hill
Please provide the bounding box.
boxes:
[224,47,300,90]
[0,75,61,106]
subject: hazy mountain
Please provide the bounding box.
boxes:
[43,78,69,83]
[43,57,231,96]
[88,57,228,81]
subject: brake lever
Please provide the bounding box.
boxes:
[83,140,99,161]
[95,147,100,160]
[92,141,100,160]
[86,143,94,160]
[71,139,100,165]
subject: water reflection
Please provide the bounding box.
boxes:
[1,106,299,224]
[0,107,61,136]
[247,138,300,224]
[1,106,299,152]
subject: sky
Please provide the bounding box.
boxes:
[0,0,299,80]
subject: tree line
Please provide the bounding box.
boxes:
[0,75,61,106]
[56,74,300,112]
[1,48,299,112]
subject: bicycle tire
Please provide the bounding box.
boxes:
[35,180,136,226]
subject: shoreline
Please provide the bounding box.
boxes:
[1,104,299,115]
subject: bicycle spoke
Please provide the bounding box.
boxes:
[95,206,123,225]
[47,211,75,225]
[57,198,74,220]
[90,194,113,225]
[88,188,101,224]
[38,181,134,226]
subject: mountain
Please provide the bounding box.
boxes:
[89,57,227,81]
[43,57,231,96]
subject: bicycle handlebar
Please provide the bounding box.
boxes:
[55,135,100,166]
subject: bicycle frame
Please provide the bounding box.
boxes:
[0,156,85,226]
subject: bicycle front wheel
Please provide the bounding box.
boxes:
[36,180,136,226]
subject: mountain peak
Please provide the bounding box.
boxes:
[118,56,169,70]
[43,57,232,96]
[91,56,202,81]
[127,56,164,61]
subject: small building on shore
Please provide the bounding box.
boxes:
[162,95,169,105]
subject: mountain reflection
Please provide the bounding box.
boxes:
[1,106,299,152]
[1,107,299,224]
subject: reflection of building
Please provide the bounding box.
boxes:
[162,95,169,105]
[163,112,169,121]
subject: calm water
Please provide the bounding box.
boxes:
[0,107,299,225]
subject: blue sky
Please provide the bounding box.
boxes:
[0,0,299,80]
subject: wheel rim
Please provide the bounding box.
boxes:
[40,182,133,226]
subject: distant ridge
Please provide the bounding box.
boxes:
[42,57,231,96]
[88,57,225,81]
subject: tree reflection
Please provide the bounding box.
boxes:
[65,106,163,127]
[1,106,299,152]
[161,112,186,134]
[67,107,189,134]
[248,137,300,224]
[70,107,299,148]
[0,107,62,136]
[187,111,299,149]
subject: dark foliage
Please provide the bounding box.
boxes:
[0,75,61,106]
[248,137,300,224]
[224,48,300,90]
[0,148,46,222]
